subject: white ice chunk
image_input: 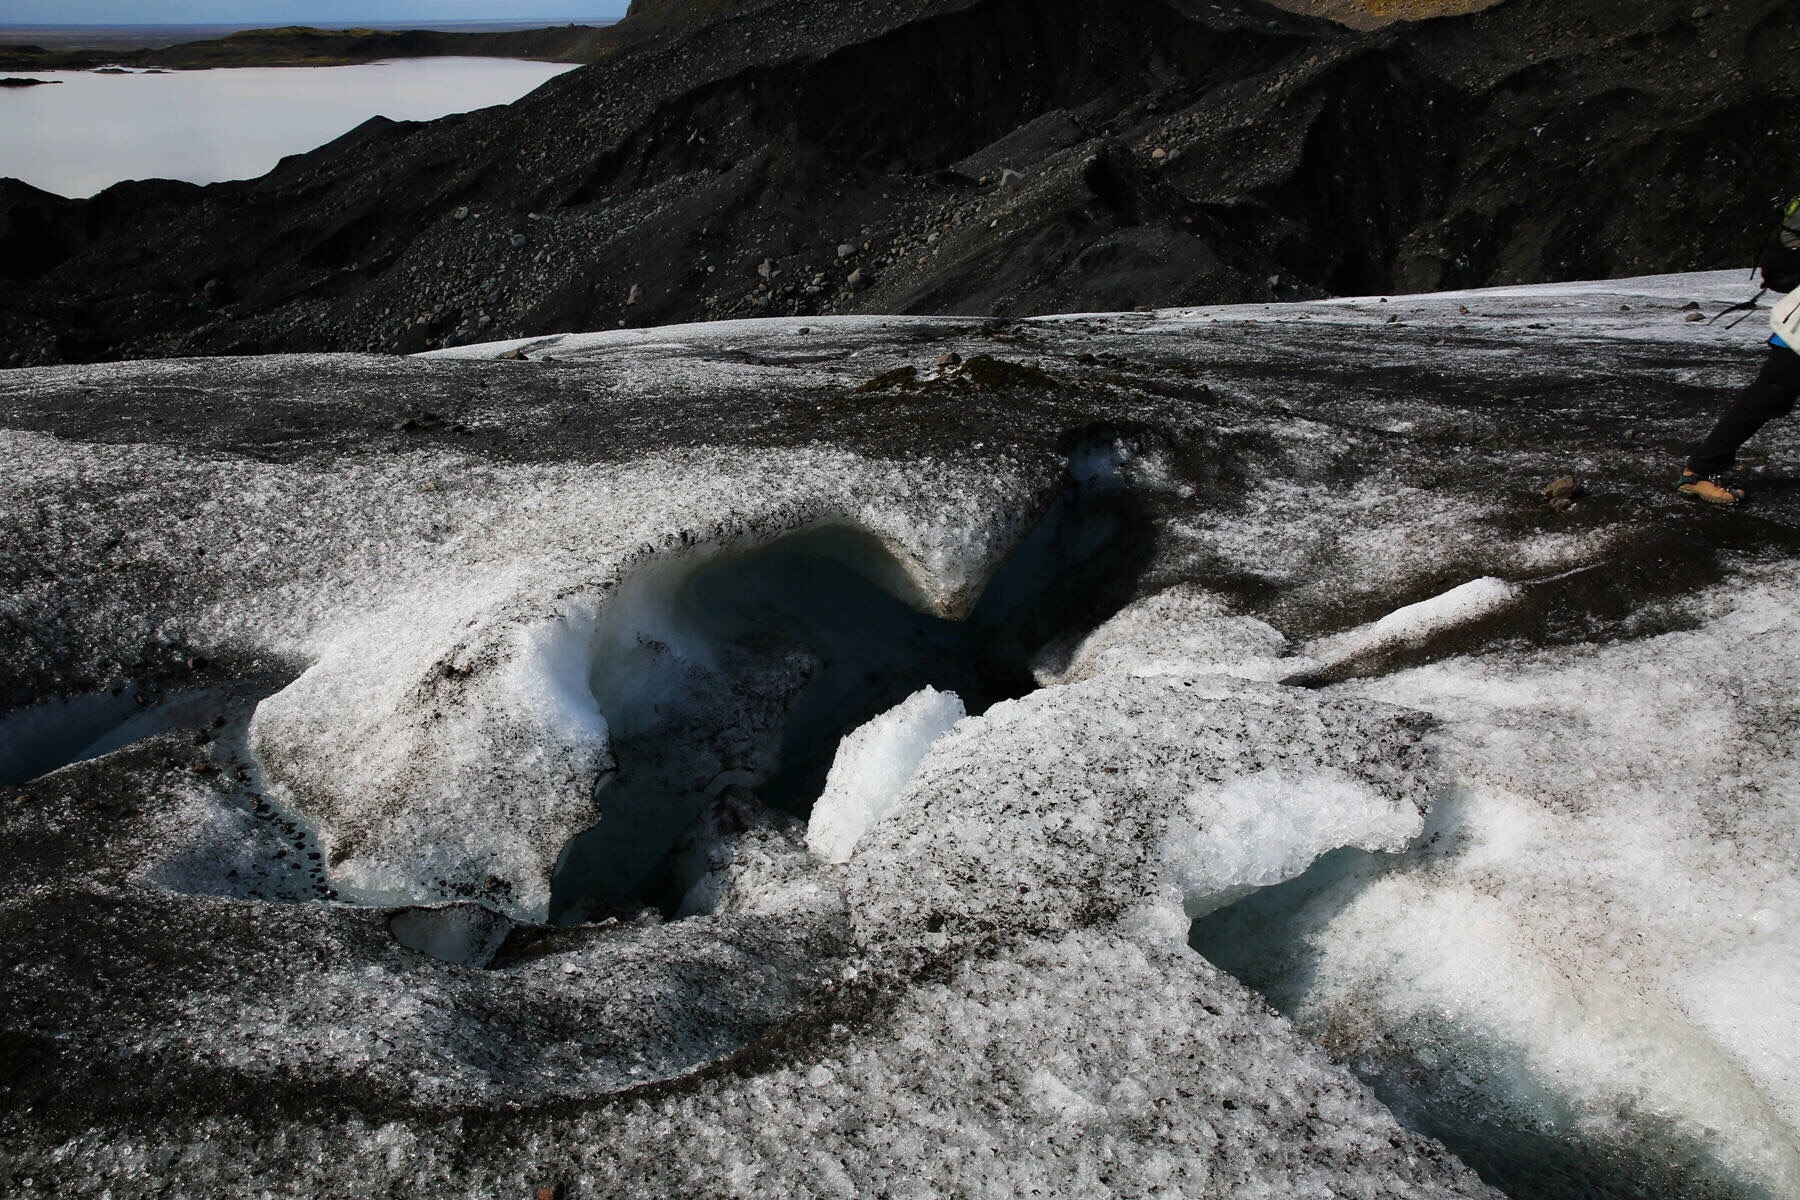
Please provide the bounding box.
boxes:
[807,685,965,864]
[1161,764,1424,922]
[1310,575,1519,669]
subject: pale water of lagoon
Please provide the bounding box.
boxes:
[0,57,580,199]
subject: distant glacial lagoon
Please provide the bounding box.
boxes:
[0,58,579,198]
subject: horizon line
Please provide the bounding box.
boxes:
[0,19,614,25]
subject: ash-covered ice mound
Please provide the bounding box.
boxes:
[1033,583,1295,685]
[846,674,1435,947]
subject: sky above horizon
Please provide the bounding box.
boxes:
[0,0,628,24]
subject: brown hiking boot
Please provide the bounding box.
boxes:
[1676,471,1744,506]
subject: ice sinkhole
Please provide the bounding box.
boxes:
[0,456,1148,942]
[551,478,1150,922]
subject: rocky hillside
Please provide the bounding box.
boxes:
[1263,0,1505,30]
[1,0,1795,366]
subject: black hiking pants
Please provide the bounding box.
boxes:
[1688,343,1800,476]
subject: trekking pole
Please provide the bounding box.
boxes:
[1708,288,1766,329]
[1710,198,1798,328]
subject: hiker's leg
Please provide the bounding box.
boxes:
[1688,346,1800,476]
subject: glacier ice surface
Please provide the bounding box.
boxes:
[4,271,1798,1196]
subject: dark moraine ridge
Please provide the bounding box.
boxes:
[0,24,615,70]
[0,0,1795,367]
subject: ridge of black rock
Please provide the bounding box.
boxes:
[1,0,1795,367]
[0,24,616,71]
